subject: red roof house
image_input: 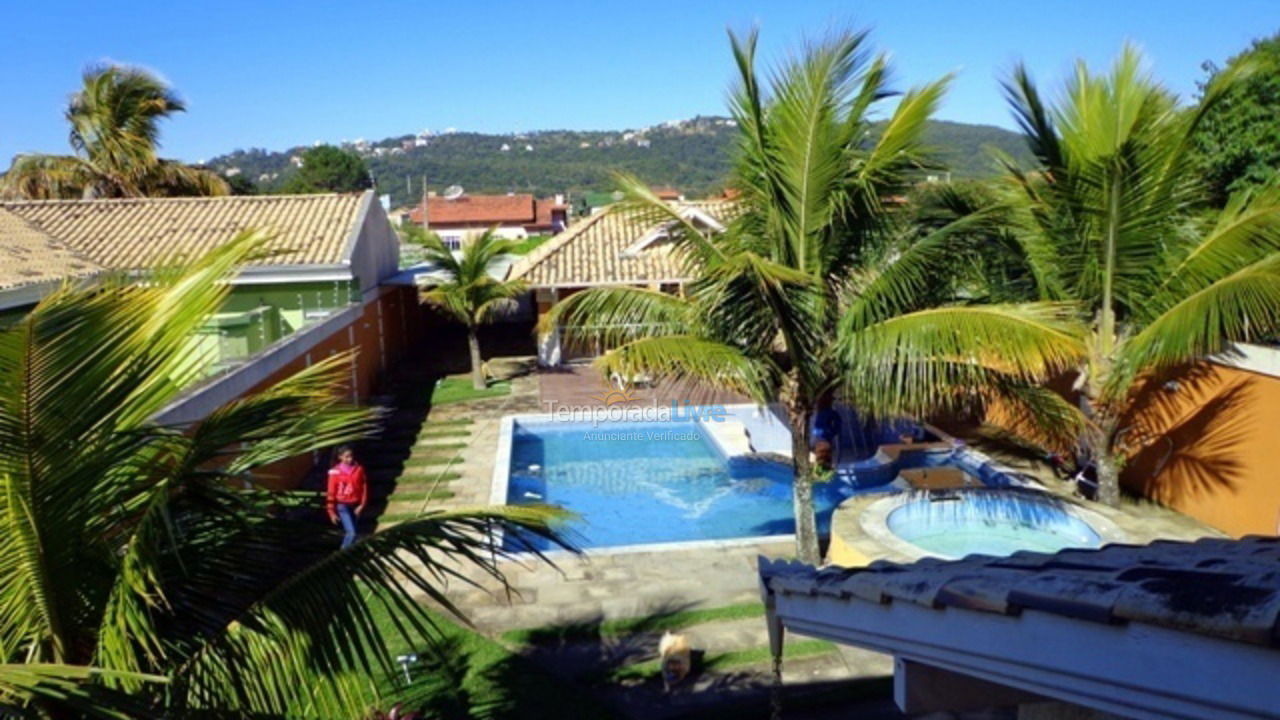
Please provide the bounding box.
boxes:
[408,193,568,244]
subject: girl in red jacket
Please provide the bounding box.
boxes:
[326,445,368,549]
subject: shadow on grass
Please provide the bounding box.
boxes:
[498,599,894,718]
[383,629,617,720]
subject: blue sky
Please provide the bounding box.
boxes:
[3,1,1277,165]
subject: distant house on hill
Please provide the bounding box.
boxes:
[651,186,684,201]
[408,193,568,249]
[507,198,736,365]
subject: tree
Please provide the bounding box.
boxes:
[993,45,1280,505]
[418,229,528,390]
[1190,33,1280,206]
[0,231,564,718]
[223,171,258,195]
[282,145,373,193]
[0,65,229,199]
[543,29,1080,563]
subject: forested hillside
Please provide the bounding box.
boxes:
[209,116,1031,207]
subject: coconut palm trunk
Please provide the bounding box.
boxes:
[467,325,486,390]
[785,386,819,564]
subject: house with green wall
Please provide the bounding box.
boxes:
[0,191,400,377]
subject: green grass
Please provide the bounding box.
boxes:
[430,377,511,406]
[391,471,462,486]
[422,417,474,427]
[416,429,471,440]
[606,639,837,682]
[508,234,552,255]
[386,488,455,503]
[367,599,616,719]
[502,602,765,646]
[412,442,467,455]
[403,456,456,468]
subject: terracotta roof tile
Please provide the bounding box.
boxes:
[760,534,1280,648]
[0,193,367,271]
[409,194,536,225]
[0,209,102,290]
[508,200,738,287]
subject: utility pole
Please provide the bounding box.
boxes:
[421,175,428,230]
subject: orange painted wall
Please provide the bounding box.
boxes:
[245,286,422,490]
[1123,362,1280,537]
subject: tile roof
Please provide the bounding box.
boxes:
[530,197,568,231]
[409,193,536,226]
[0,193,367,271]
[0,209,102,290]
[508,200,737,288]
[760,534,1280,648]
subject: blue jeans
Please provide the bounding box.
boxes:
[336,503,358,549]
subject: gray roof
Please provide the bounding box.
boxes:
[760,535,1280,648]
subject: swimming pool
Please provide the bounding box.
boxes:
[886,491,1102,558]
[502,417,862,549]
[497,409,1009,551]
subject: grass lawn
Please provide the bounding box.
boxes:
[430,376,511,406]
[606,638,837,682]
[368,600,616,719]
[507,234,552,255]
[502,602,765,646]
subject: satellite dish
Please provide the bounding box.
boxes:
[443,185,464,200]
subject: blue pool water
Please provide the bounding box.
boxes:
[504,419,863,549]
[887,492,1102,558]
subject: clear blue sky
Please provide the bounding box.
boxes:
[3,0,1277,166]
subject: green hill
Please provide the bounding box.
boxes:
[208,116,1031,208]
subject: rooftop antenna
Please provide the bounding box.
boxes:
[443,184,464,200]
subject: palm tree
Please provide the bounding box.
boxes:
[543,29,1082,563]
[1,64,229,199]
[418,229,528,390]
[0,231,564,718]
[990,46,1280,506]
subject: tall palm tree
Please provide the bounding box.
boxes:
[1,64,228,199]
[991,46,1280,506]
[543,29,1082,563]
[418,229,528,390]
[0,232,564,718]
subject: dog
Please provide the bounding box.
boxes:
[658,631,692,691]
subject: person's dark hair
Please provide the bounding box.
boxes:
[333,445,355,464]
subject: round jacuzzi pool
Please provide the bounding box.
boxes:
[886,491,1102,558]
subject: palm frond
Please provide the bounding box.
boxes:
[171,506,570,718]
[0,154,96,199]
[1117,254,1280,393]
[841,303,1087,417]
[0,663,164,719]
[595,336,778,403]
[540,285,692,347]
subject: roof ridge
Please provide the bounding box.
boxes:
[0,191,368,207]
[507,210,611,281]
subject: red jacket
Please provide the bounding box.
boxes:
[327,462,368,508]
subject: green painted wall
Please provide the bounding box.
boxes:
[1,278,359,377]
